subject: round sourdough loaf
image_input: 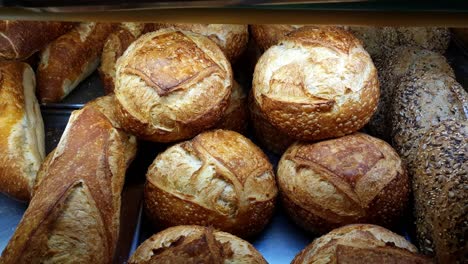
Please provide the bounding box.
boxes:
[114,29,232,142]
[250,24,306,52]
[277,133,409,234]
[292,224,430,264]
[253,27,379,141]
[144,130,277,238]
[128,225,267,264]
[214,81,248,134]
[413,120,467,263]
[147,24,248,63]
[248,90,294,155]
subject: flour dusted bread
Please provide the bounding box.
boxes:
[367,47,454,141]
[144,130,277,238]
[0,21,76,60]
[253,27,379,141]
[129,225,267,264]
[147,24,248,63]
[99,23,145,93]
[413,120,467,264]
[292,224,431,264]
[214,81,248,134]
[278,133,409,234]
[0,95,137,264]
[0,62,44,201]
[391,72,467,172]
[115,29,232,143]
[37,22,117,103]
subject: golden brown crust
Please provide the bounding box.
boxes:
[99,23,144,94]
[146,24,248,63]
[37,22,118,103]
[144,130,277,238]
[253,27,379,141]
[278,133,409,234]
[115,29,232,143]
[0,96,137,264]
[391,72,468,173]
[0,21,76,60]
[0,61,44,201]
[413,120,467,263]
[129,225,267,263]
[250,24,306,52]
[292,224,429,264]
[213,81,248,134]
[248,90,294,155]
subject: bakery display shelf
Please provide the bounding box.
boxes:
[1,1,468,26]
[0,35,467,263]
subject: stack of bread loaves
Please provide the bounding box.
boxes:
[1,21,466,264]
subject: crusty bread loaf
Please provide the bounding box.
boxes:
[115,29,232,143]
[145,130,277,238]
[0,62,44,201]
[394,27,450,53]
[292,224,432,264]
[0,21,76,60]
[37,22,118,103]
[128,225,267,264]
[253,27,379,141]
[213,81,247,134]
[0,95,137,264]
[367,47,454,141]
[248,90,294,155]
[413,120,467,264]
[278,133,409,234]
[99,23,145,94]
[146,24,248,63]
[250,24,305,52]
[391,72,467,173]
[349,27,450,61]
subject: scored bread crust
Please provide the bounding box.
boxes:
[0,62,44,201]
[367,46,455,142]
[0,96,137,264]
[391,72,468,173]
[278,133,409,234]
[0,21,76,60]
[144,130,277,238]
[128,225,267,264]
[213,81,248,134]
[115,29,232,143]
[253,27,379,141]
[99,23,145,94]
[291,224,430,264]
[413,120,467,263]
[37,22,118,103]
[147,24,248,63]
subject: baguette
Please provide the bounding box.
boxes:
[99,23,144,94]
[0,21,76,60]
[37,22,118,103]
[0,61,44,201]
[0,95,137,264]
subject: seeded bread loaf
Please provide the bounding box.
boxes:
[413,120,467,263]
